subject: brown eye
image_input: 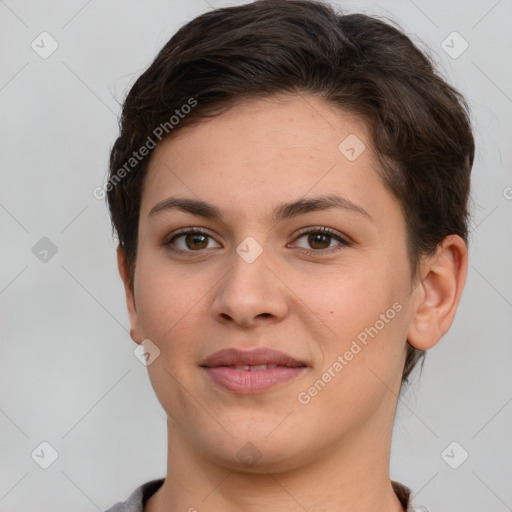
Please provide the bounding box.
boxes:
[184,233,209,250]
[291,227,350,254]
[167,229,221,252]
[307,232,332,250]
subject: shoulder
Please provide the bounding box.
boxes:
[391,480,432,512]
[103,478,165,512]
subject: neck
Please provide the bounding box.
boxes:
[145,412,405,512]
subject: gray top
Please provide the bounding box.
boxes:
[103,478,431,511]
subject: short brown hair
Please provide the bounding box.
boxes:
[106,0,474,385]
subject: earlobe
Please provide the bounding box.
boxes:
[116,246,142,345]
[407,235,468,351]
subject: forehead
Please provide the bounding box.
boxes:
[159,94,371,163]
[139,94,399,227]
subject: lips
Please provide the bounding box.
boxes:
[201,348,308,394]
[201,347,306,369]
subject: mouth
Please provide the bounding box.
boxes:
[221,363,282,371]
[201,347,307,368]
[200,348,308,394]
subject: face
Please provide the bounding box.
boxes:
[124,94,421,472]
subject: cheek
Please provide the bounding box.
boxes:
[297,262,409,383]
[293,263,402,333]
[133,261,212,416]
[297,298,407,433]
[133,255,211,352]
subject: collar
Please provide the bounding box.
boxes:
[105,478,430,512]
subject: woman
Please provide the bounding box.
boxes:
[103,1,473,510]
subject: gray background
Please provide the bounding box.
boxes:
[0,0,511,511]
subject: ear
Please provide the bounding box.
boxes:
[117,245,142,345]
[407,235,468,350]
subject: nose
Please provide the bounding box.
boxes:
[210,242,290,328]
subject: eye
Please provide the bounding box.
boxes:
[290,227,350,253]
[164,226,350,256]
[165,228,221,252]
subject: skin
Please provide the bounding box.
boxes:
[117,94,468,512]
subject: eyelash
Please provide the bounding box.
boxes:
[164,226,351,257]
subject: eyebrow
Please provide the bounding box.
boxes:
[147,194,372,223]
